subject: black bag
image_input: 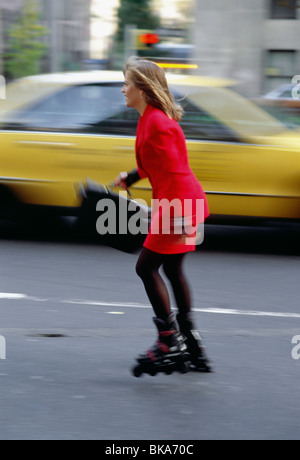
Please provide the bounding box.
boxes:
[77,178,150,250]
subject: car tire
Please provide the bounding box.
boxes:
[0,186,19,218]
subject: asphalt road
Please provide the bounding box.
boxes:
[0,217,299,440]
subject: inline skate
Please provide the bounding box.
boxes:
[177,313,212,372]
[132,312,190,377]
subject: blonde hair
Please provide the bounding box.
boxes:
[124,57,183,122]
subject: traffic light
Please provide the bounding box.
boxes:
[135,30,160,50]
[139,33,160,46]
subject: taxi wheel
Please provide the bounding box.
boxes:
[0,186,19,217]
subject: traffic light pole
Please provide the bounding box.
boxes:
[124,24,136,64]
[0,0,3,76]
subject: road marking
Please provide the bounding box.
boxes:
[0,293,27,300]
[1,292,300,319]
[106,312,125,315]
[193,307,300,318]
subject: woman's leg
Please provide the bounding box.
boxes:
[135,248,187,364]
[135,247,171,320]
[162,253,192,316]
[163,253,212,371]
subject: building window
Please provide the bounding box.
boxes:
[270,0,298,19]
[264,50,296,91]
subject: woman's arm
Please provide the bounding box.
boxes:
[113,168,141,189]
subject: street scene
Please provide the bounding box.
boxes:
[0,219,299,440]
[0,0,300,442]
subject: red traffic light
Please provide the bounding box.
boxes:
[139,33,160,45]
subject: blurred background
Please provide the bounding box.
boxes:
[1,0,300,226]
[1,0,300,96]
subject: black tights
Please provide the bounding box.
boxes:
[136,248,192,320]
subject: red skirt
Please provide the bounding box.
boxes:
[143,198,206,254]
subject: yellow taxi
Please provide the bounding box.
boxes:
[0,71,299,222]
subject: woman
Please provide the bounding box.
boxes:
[114,57,211,372]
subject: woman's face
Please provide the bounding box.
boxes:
[122,72,141,110]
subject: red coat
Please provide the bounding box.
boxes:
[135,104,209,254]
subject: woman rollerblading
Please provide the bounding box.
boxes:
[114,58,212,377]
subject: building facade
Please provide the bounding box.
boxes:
[193,0,300,96]
[2,0,300,94]
[41,0,91,72]
[0,0,91,74]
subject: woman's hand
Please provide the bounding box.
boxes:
[113,171,128,189]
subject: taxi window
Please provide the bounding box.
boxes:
[3,83,127,132]
[177,95,239,142]
[3,82,238,141]
[89,91,239,140]
[86,107,139,136]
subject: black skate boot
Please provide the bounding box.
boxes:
[132,312,190,377]
[177,313,212,372]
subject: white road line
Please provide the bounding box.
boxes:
[62,299,151,308]
[193,307,300,318]
[64,301,300,319]
[1,292,300,319]
[0,293,27,300]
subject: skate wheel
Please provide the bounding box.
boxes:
[204,363,213,373]
[202,361,212,372]
[192,359,212,373]
[179,360,190,374]
[132,365,143,378]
